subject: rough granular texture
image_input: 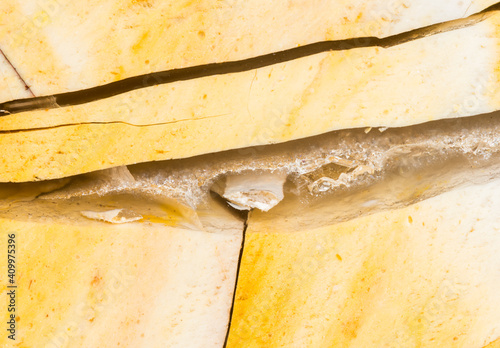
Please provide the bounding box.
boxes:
[38,112,500,209]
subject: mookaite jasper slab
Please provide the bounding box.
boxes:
[1,1,500,347]
[2,5,500,181]
[0,195,244,347]
[228,177,500,347]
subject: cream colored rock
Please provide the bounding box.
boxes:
[213,171,287,211]
[227,176,500,347]
[485,338,500,347]
[80,208,143,223]
[0,52,32,103]
[0,0,496,95]
[2,11,500,182]
[0,193,244,347]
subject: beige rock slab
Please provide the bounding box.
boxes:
[485,338,500,347]
[2,12,500,182]
[0,0,496,95]
[0,194,244,348]
[0,52,32,103]
[227,177,500,348]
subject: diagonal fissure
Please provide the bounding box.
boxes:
[1,2,499,117]
[0,47,35,98]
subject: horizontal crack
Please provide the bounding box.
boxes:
[0,113,230,134]
[0,2,499,116]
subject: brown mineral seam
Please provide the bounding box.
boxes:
[0,2,499,116]
[0,47,35,98]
